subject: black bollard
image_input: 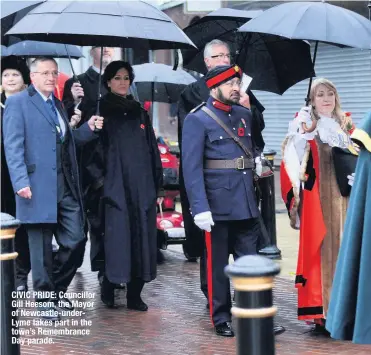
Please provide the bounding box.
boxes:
[1,213,21,355]
[225,255,280,355]
[258,150,281,260]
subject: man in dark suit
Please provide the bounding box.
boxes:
[63,47,115,123]
[3,57,103,321]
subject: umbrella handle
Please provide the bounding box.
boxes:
[94,46,104,133]
[305,41,319,105]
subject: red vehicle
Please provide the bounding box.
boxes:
[156,144,191,259]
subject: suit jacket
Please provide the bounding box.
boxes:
[3,85,97,224]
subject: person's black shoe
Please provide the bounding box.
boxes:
[215,322,234,337]
[101,276,115,308]
[37,300,60,322]
[312,324,330,336]
[127,298,148,311]
[274,325,286,336]
[54,293,74,311]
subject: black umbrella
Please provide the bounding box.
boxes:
[239,1,371,101]
[2,40,83,58]
[5,0,196,50]
[181,8,263,48]
[133,63,196,104]
[181,8,315,95]
[5,0,197,114]
[1,0,45,45]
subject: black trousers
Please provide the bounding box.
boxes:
[14,225,31,288]
[85,187,105,273]
[127,278,145,301]
[200,243,208,300]
[205,218,260,326]
[26,188,85,293]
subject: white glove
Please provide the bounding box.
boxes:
[297,106,317,140]
[297,106,311,124]
[255,156,262,177]
[347,173,355,187]
[194,211,214,232]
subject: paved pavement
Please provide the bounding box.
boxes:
[18,243,371,355]
[15,171,371,354]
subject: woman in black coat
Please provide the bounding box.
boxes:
[98,61,163,310]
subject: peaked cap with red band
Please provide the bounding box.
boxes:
[205,64,242,89]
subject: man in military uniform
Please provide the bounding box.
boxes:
[177,39,266,304]
[182,65,263,337]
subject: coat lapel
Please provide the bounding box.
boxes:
[28,85,56,129]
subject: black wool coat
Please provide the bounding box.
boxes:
[97,93,163,284]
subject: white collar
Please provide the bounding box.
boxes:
[34,87,53,102]
[91,66,104,74]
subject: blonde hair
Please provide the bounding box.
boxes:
[310,78,349,131]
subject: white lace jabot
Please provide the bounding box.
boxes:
[316,114,350,148]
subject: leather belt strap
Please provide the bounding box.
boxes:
[205,158,254,170]
[201,106,254,160]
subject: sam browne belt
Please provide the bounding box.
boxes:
[205,157,255,170]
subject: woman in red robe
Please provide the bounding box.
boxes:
[280,78,357,331]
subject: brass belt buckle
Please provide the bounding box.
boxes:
[236,157,245,170]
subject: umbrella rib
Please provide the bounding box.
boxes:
[292,3,314,40]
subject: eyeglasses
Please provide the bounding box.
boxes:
[33,71,59,78]
[210,54,231,60]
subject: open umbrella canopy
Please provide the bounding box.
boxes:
[133,63,196,103]
[3,40,83,58]
[238,1,371,103]
[183,8,263,46]
[1,0,45,45]
[181,8,315,95]
[1,0,43,19]
[1,46,9,57]
[5,0,197,50]
[238,1,371,50]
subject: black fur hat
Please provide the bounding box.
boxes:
[1,55,31,85]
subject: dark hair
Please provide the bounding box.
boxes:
[1,56,31,85]
[103,60,135,90]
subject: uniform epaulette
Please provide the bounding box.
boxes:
[190,102,206,113]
